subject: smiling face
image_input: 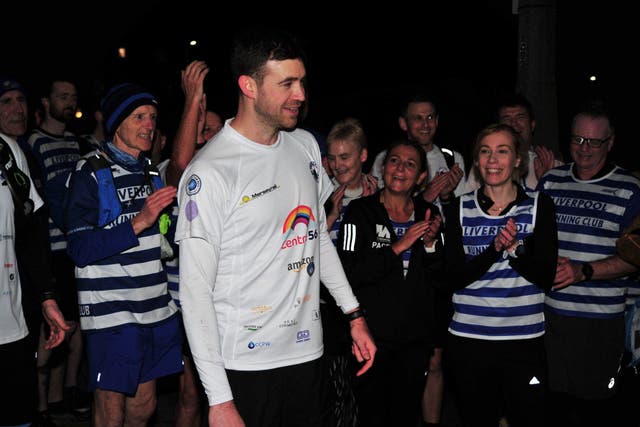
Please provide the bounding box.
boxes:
[0,89,28,138]
[382,143,428,195]
[327,139,367,188]
[253,59,306,131]
[475,129,521,187]
[113,104,157,158]
[399,101,439,150]
[570,114,613,180]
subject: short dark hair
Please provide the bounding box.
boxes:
[399,92,439,119]
[495,92,535,121]
[230,27,306,84]
[383,139,428,174]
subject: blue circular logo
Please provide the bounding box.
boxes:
[186,174,202,195]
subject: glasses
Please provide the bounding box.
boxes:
[571,134,611,148]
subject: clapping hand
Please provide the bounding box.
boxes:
[494,217,518,252]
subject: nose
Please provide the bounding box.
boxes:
[292,82,306,102]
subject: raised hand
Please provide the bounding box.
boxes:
[533,145,557,180]
[131,186,177,234]
[422,208,442,248]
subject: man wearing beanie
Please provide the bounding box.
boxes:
[64,83,183,427]
[0,77,29,140]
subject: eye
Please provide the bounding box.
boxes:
[405,161,418,169]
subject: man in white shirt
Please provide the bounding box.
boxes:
[175,28,376,427]
[370,93,465,204]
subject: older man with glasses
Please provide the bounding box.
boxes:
[536,100,640,427]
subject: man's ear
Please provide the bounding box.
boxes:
[360,147,368,164]
[238,75,256,99]
[399,116,408,132]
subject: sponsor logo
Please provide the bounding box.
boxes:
[239,184,279,205]
[309,161,320,182]
[186,174,202,196]
[281,206,318,250]
[247,341,271,349]
[278,319,298,328]
[244,324,262,331]
[250,305,272,315]
[312,309,320,321]
[288,256,315,274]
[296,330,311,343]
[376,224,391,242]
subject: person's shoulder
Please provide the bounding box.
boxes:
[288,128,319,148]
[611,166,640,189]
[347,192,380,214]
[0,132,21,151]
[26,128,46,144]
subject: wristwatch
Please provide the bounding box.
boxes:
[346,308,366,321]
[581,262,594,281]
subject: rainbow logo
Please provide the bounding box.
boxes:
[282,205,315,234]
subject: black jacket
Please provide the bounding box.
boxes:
[337,192,446,346]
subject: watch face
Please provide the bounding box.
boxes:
[582,263,594,280]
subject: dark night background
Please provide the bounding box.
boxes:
[5,2,632,173]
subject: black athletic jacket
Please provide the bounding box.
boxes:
[337,192,447,346]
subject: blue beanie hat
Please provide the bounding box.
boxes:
[100,83,158,136]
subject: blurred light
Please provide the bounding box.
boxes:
[118,47,127,59]
[589,75,597,82]
[75,110,83,119]
[189,40,198,46]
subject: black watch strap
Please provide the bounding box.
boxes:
[346,308,365,321]
[581,262,594,281]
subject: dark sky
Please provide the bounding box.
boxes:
[6,2,631,171]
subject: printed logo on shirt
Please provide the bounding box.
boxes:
[244,324,262,331]
[287,256,315,275]
[185,174,202,196]
[239,184,279,206]
[247,341,271,349]
[312,309,320,321]
[371,224,392,248]
[79,305,91,317]
[278,319,298,328]
[281,205,319,250]
[185,200,199,221]
[250,305,273,315]
[376,224,391,241]
[309,161,320,182]
[296,329,311,343]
